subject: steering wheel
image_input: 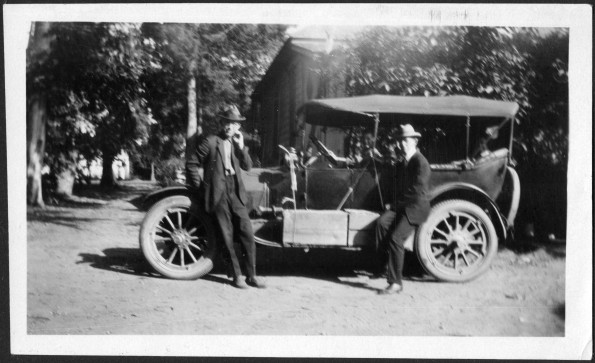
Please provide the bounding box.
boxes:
[309,135,338,166]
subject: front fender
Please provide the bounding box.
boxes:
[139,166,282,213]
[140,185,194,211]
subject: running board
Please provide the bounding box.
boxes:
[254,236,283,248]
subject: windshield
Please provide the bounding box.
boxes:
[303,123,348,158]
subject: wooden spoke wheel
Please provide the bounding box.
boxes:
[416,199,498,282]
[140,196,217,280]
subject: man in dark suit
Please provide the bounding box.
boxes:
[376,124,431,295]
[185,105,265,289]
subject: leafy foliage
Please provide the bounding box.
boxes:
[517,29,569,174]
[29,23,157,184]
[138,23,286,175]
[342,27,534,110]
[28,22,286,190]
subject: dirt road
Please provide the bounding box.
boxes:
[27,180,565,336]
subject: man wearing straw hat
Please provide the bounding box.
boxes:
[186,104,266,289]
[375,124,431,295]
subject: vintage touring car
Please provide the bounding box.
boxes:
[139,95,521,282]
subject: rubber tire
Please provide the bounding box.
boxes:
[139,195,218,280]
[415,199,498,282]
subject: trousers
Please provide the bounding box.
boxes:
[375,210,416,285]
[212,175,256,279]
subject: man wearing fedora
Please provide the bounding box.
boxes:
[375,124,431,295]
[186,104,266,289]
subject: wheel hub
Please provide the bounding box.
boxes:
[450,232,470,251]
[171,229,190,247]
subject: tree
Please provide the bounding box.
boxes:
[142,23,286,131]
[29,22,157,196]
[512,29,569,238]
[518,29,569,171]
[26,22,53,206]
[343,27,534,106]
[29,22,286,194]
[139,23,286,183]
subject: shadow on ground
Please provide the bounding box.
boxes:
[503,237,566,259]
[77,248,160,278]
[31,179,158,212]
[78,246,429,288]
[251,247,427,280]
[73,179,160,203]
[27,208,109,229]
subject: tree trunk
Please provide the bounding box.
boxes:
[198,105,203,135]
[100,153,117,187]
[185,74,202,171]
[26,22,52,207]
[186,75,198,139]
[150,162,156,182]
[26,94,47,207]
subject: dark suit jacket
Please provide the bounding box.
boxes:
[394,150,431,225]
[185,133,252,213]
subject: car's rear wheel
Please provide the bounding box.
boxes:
[139,195,217,280]
[415,199,498,282]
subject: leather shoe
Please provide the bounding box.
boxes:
[231,278,248,289]
[245,276,266,289]
[377,283,403,295]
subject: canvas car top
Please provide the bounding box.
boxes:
[299,95,519,127]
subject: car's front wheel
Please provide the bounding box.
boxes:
[415,199,498,282]
[139,195,218,280]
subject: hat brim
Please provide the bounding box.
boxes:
[395,132,421,138]
[218,115,246,122]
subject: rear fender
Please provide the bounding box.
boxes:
[430,183,508,241]
[503,166,521,228]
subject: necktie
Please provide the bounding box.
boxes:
[224,140,235,175]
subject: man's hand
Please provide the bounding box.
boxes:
[232,131,245,150]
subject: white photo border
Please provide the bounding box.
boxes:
[5,3,592,359]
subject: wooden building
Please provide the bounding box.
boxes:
[251,26,360,166]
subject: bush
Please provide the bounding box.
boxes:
[515,161,567,241]
[154,157,185,186]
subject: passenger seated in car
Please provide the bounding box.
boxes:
[472,126,499,160]
[352,130,383,165]
[329,129,383,167]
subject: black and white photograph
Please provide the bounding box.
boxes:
[4,3,592,359]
